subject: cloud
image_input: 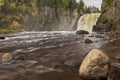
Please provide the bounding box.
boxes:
[83,0,102,10]
[76,0,80,3]
[76,0,102,10]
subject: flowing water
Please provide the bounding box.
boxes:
[0,31,113,80]
[76,13,101,33]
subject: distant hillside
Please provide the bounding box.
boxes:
[0,0,100,32]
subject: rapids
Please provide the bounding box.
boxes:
[0,31,111,80]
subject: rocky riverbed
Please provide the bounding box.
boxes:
[0,31,119,80]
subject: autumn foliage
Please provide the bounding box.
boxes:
[10,21,20,29]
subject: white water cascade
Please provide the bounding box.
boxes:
[76,13,101,33]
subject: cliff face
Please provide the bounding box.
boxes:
[19,7,79,31]
[95,0,120,32]
[102,0,120,20]
[113,0,120,18]
[28,7,78,31]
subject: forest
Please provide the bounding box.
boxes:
[0,0,100,33]
[0,0,77,33]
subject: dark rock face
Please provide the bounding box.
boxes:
[95,0,120,32]
[85,39,93,43]
[108,62,120,80]
[93,25,111,32]
[0,36,5,39]
[76,30,89,35]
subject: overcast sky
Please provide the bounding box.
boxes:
[76,0,102,10]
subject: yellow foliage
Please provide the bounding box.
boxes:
[21,4,27,12]
[0,0,4,7]
[8,3,16,9]
[10,21,20,28]
[6,15,12,20]
[32,11,37,16]
[31,3,36,7]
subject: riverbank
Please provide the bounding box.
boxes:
[0,29,17,34]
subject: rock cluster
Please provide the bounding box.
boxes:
[79,49,120,80]
[76,30,89,35]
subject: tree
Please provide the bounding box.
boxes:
[77,0,84,15]
[102,0,114,12]
[0,0,4,7]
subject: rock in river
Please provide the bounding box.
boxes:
[85,39,93,43]
[79,49,110,79]
[108,62,120,80]
[95,35,105,38]
[76,30,89,35]
[0,36,5,39]
[1,53,12,63]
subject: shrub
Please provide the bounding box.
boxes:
[9,21,20,29]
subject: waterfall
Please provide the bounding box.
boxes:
[76,13,101,33]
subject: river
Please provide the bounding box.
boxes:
[0,31,116,80]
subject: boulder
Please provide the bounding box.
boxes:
[108,62,120,80]
[79,49,110,79]
[76,30,89,35]
[1,53,12,63]
[85,39,93,43]
[0,36,5,39]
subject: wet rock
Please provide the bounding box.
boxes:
[76,30,89,35]
[79,49,110,79]
[108,62,120,80]
[0,36,5,39]
[88,35,94,37]
[95,35,105,38]
[75,35,84,41]
[1,53,12,63]
[85,39,93,43]
[14,55,25,60]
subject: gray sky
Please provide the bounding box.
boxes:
[76,0,102,10]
